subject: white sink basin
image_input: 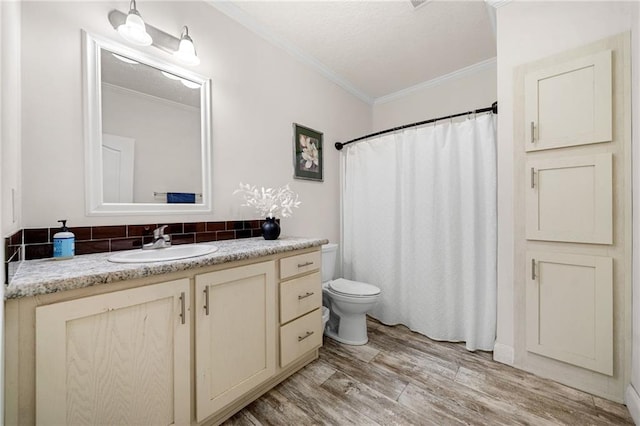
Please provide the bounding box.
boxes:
[108,244,219,263]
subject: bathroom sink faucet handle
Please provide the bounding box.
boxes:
[143,225,172,249]
[154,225,169,239]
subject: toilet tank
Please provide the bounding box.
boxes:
[321,243,339,282]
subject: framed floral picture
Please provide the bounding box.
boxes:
[293,123,323,182]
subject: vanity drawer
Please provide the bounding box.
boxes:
[280,251,321,280]
[280,272,321,324]
[280,308,322,368]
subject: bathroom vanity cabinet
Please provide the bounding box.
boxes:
[35,279,192,425]
[4,240,324,426]
[194,261,276,422]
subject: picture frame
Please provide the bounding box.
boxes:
[293,123,323,182]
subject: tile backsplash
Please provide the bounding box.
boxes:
[5,220,271,264]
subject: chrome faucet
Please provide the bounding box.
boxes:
[143,225,172,250]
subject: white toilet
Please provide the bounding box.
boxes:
[321,243,381,345]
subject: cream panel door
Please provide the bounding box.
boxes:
[102,133,135,203]
[526,251,613,375]
[35,279,190,426]
[525,50,611,151]
[526,153,612,244]
[195,261,276,423]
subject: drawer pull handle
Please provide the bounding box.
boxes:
[204,286,210,316]
[531,258,536,280]
[531,121,535,144]
[298,292,315,300]
[298,331,314,342]
[179,292,186,325]
[298,261,314,268]
[530,167,535,189]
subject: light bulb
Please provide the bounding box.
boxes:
[117,0,152,46]
[174,27,200,66]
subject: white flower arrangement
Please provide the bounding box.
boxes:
[233,183,301,219]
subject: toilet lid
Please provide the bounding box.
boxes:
[329,278,380,297]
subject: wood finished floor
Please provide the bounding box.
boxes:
[223,318,633,425]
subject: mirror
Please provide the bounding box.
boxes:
[83,31,212,215]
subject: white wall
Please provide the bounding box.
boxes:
[19,1,371,243]
[372,61,497,131]
[2,1,20,235]
[0,1,22,420]
[102,85,202,203]
[630,6,640,422]
[496,0,638,405]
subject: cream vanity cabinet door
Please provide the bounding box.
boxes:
[525,50,612,151]
[526,153,612,244]
[526,251,613,375]
[194,261,276,423]
[35,279,191,426]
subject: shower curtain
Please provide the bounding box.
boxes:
[342,114,497,351]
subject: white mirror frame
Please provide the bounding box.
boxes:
[82,30,212,215]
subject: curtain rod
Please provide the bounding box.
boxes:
[334,101,497,151]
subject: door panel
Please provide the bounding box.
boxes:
[526,153,612,244]
[36,280,190,426]
[526,251,613,375]
[525,50,611,151]
[102,133,135,203]
[195,261,276,422]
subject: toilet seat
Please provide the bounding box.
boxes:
[328,278,380,297]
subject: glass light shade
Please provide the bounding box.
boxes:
[117,12,152,46]
[180,78,200,89]
[174,36,200,66]
[111,53,139,65]
[161,71,182,80]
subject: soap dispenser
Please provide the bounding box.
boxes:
[53,220,75,259]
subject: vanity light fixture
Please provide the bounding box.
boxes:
[117,0,152,46]
[108,7,201,67]
[174,27,201,66]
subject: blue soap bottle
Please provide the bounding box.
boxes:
[53,219,75,260]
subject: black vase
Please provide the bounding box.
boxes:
[261,217,281,240]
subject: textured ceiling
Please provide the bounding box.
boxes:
[213,1,497,102]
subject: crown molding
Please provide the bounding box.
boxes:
[206,0,374,105]
[374,57,497,105]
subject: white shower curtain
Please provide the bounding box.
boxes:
[342,114,497,351]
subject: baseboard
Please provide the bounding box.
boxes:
[493,342,515,365]
[625,384,640,424]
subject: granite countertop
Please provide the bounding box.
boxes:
[6,237,328,300]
